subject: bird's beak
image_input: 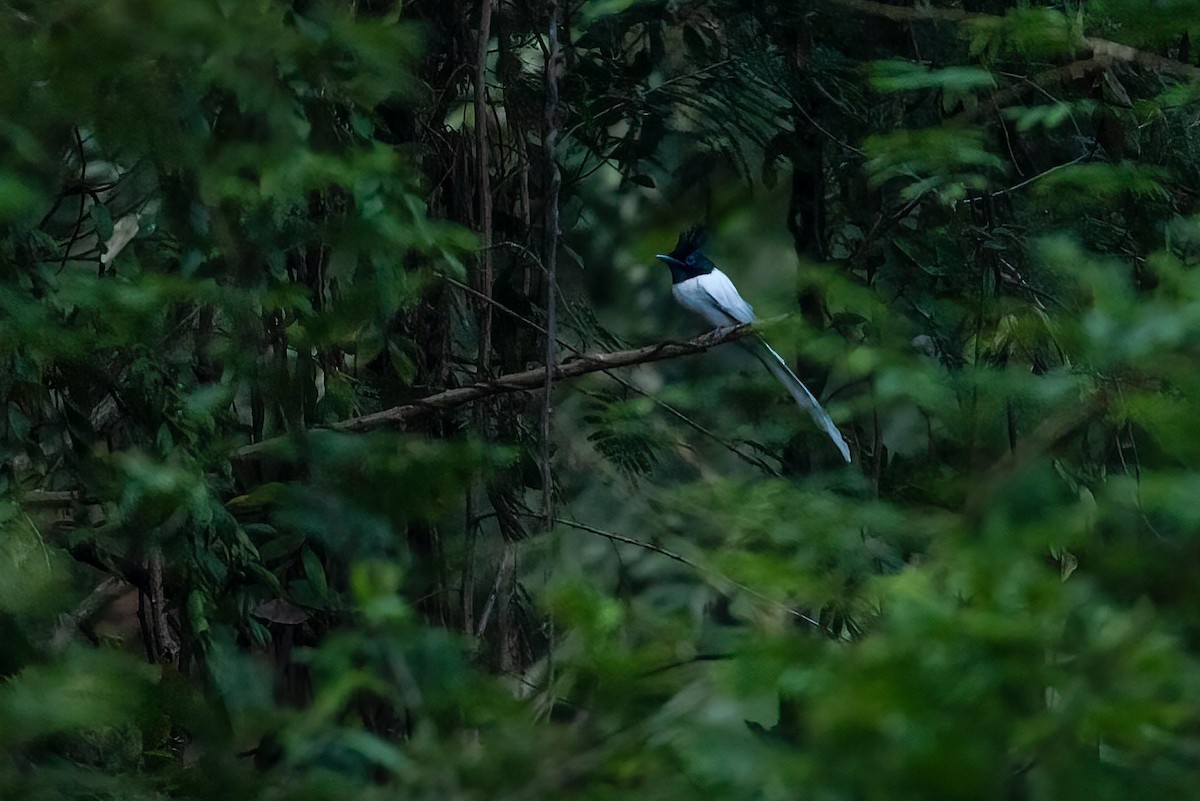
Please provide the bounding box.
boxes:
[655,254,684,268]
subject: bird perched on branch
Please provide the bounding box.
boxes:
[655,226,851,463]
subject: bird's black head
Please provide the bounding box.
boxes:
[656,225,716,284]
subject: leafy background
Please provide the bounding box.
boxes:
[3,0,1200,798]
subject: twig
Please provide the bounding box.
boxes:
[1114,391,1163,539]
[57,127,89,275]
[996,106,1025,178]
[545,516,694,566]
[996,70,1085,139]
[535,515,831,634]
[851,194,923,269]
[562,60,734,143]
[960,152,1091,204]
[792,101,865,157]
[476,544,515,638]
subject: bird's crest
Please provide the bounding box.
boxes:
[667,224,708,261]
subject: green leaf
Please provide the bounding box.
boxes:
[0,173,37,220]
[1034,162,1169,201]
[302,545,328,598]
[257,532,306,562]
[7,406,30,441]
[579,0,639,24]
[227,482,289,511]
[155,423,174,455]
[91,203,113,244]
[868,61,996,93]
[187,590,209,635]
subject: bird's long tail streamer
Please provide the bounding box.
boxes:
[749,338,852,463]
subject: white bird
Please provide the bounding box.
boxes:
[655,226,851,463]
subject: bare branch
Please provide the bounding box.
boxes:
[234,322,764,459]
[1085,36,1200,80]
[960,151,1092,204]
[442,275,782,475]
[19,489,85,506]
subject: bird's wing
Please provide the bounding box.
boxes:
[696,270,756,325]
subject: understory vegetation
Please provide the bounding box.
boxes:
[3,1,1200,798]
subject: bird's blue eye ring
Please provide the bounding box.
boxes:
[685,252,696,265]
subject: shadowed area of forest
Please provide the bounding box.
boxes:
[3,1,1200,799]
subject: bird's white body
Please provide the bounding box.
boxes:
[672,269,755,328]
[672,269,852,463]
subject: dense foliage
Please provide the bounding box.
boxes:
[4,0,1200,798]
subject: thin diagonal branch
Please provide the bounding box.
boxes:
[960,151,1092,204]
[234,321,765,459]
[535,515,830,633]
[57,127,89,275]
[441,274,781,475]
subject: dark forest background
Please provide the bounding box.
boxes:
[4,1,1200,798]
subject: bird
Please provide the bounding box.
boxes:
[655,226,852,463]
